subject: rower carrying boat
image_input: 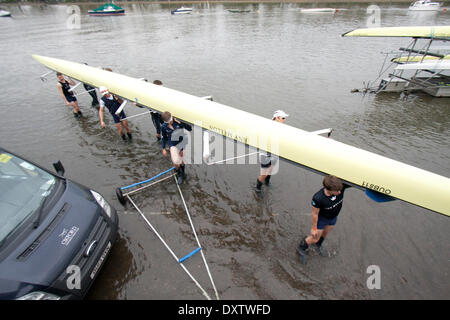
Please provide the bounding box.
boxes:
[32,54,450,217]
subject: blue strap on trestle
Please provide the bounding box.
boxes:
[120,167,175,190]
[178,247,202,263]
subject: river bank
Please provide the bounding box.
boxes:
[0,0,425,5]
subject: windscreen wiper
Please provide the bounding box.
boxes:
[33,193,50,229]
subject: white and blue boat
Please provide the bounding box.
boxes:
[0,9,11,17]
[408,0,442,11]
[171,7,193,15]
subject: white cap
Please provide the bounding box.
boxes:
[272,110,289,119]
[99,86,108,96]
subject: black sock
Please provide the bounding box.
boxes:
[77,110,82,116]
[264,175,271,185]
[121,134,126,141]
[176,168,183,181]
[127,132,132,140]
[256,179,263,190]
[316,237,325,247]
[299,237,309,250]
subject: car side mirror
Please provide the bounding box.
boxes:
[53,161,65,176]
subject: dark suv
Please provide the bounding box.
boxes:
[0,148,118,299]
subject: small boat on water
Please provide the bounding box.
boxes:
[408,0,442,11]
[0,9,11,17]
[300,8,337,13]
[88,2,125,16]
[171,7,193,15]
[227,9,251,13]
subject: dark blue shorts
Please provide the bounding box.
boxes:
[112,111,126,124]
[260,161,271,168]
[66,95,77,102]
[260,155,277,168]
[317,215,337,230]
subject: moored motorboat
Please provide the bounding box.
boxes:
[227,9,251,13]
[0,9,11,17]
[171,7,193,15]
[300,8,337,13]
[408,0,441,11]
[88,2,125,16]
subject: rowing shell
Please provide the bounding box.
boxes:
[32,55,450,217]
[342,26,450,38]
[392,55,450,63]
[395,60,450,70]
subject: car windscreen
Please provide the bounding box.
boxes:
[0,152,57,244]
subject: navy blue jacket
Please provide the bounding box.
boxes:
[161,120,192,149]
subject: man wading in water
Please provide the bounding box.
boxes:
[297,175,350,264]
[98,86,132,141]
[82,63,100,107]
[255,110,288,195]
[150,80,164,141]
[132,79,164,141]
[160,111,192,185]
[56,72,83,118]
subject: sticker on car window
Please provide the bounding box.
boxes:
[20,162,36,171]
[0,154,12,163]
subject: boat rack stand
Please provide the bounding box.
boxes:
[115,167,220,300]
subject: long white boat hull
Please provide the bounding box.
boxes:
[300,8,337,13]
[32,55,450,216]
[395,60,450,70]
